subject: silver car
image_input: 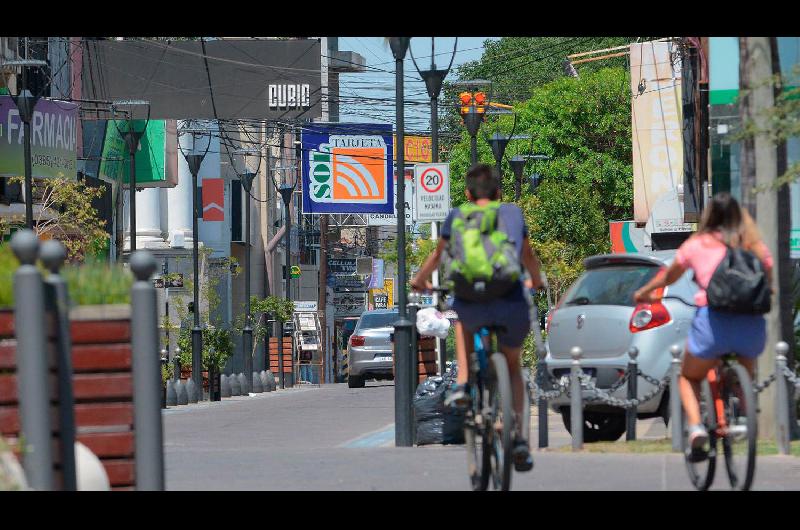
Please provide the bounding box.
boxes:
[544,251,698,442]
[347,309,399,388]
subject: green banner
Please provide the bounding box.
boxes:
[99,120,167,185]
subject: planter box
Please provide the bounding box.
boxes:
[0,304,138,490]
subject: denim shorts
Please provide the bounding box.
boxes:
[452,287,531,348]
[687,306,766,360]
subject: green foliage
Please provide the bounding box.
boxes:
[0,245,17,308]
[62,259,132,306]
[176,324,234,370]
[262,295,295,322]
[447,68,633,220]
[0,243,130,308]
[7,177,109,261]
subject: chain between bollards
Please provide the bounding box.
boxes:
[130,250,165,491]
[570,346,583,451]
[625,346,639,441]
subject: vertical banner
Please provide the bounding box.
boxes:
[202,178,225,221]
[630,42,688,231]
[302,123,394,215]
[368,258,384,289]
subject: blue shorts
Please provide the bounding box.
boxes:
[687,306,766,360]
[452,286,531,348]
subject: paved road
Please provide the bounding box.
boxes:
[164,382,800,490]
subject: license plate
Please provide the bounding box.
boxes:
[374,356,392,362]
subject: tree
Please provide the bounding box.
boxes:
[7,176,108,261]
[446,68,633,220]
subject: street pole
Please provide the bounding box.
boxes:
[470,134,478,166]
[190,162,203,396]
[242,172,254,393]
[279,184,294,388]
[126,132,139,253]
[389,37,414,447]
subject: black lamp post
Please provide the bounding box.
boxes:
[485,112,517,197]
[411,38,457,377]
[111,100,151,254]
[510,155,527,202]
[3,59,47,229]
[388,36,414,448]
[232,147,262,394]
[177,121,211,397]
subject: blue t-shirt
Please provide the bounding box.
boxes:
[440,202,529,301]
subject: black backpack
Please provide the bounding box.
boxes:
[705,246,771,314]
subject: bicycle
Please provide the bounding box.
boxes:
[659,295,759,491]
[681,355,758,491]
[430,287,522,491]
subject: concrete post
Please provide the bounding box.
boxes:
[11,230,53,490]
[129,250,164,491]
[670,344,683,451]
[570,346,583,451]
[625,346,639,442]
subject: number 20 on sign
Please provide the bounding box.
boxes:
[414,163,450,222]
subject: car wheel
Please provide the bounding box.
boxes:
[347,374,365,388]
[560,409,627,443]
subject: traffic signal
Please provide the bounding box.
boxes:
[459,92,472,115]
[474,91,487,119]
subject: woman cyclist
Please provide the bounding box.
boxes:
[633,193,773,451]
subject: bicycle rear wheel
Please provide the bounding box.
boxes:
[682,379,717,491]
[488,353,514,491]
[464,382,491,491]
[721,362,758,491]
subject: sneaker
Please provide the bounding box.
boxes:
[512,437,534,472]
[688,424,709,450]
[444,383,471,410]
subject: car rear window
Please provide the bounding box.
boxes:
[562,265,660,307]
[358,312,399,329]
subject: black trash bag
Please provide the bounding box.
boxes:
[413,364,465,445]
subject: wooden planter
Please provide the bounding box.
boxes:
[393,336,439,385]
[0,304,137,491]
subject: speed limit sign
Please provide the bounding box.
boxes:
[413,163,450,222]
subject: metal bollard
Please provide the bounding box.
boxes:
[775,341,791,455]
[536,359,549,449]
[237,373,248,395]
[669,344,683,451]
[172,347,181,383]
[625,346,639,441]
[129,250,164,491]
[570,346,583,451]
[40,240,78,491]
[11,230,53,491]
[160,348,168,409]
[259,370,270,392]
[186,378,199,404]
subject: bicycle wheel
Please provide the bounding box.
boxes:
[682,378,717,491]
[464,382,491,491]
[488,353,514,491]
[721,362,758,491]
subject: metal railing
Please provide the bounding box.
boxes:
[529,341,800,453]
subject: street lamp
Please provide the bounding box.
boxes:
[232,147,262,394]
[2,59,47,228]
[111,100,151,254]
[485,111,517,198]
[410,38,458,377]
[270,154,300,389]
[388,36,414,448]
[177,120,211,398]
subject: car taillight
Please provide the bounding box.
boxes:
[629,301,670,333]
[350,335,365,346]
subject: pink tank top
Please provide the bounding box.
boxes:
[674,232,773,307]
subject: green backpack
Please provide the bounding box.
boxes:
[444,201,522,302]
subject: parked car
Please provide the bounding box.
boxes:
[543,251,698,442]
[347,309,399,388]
